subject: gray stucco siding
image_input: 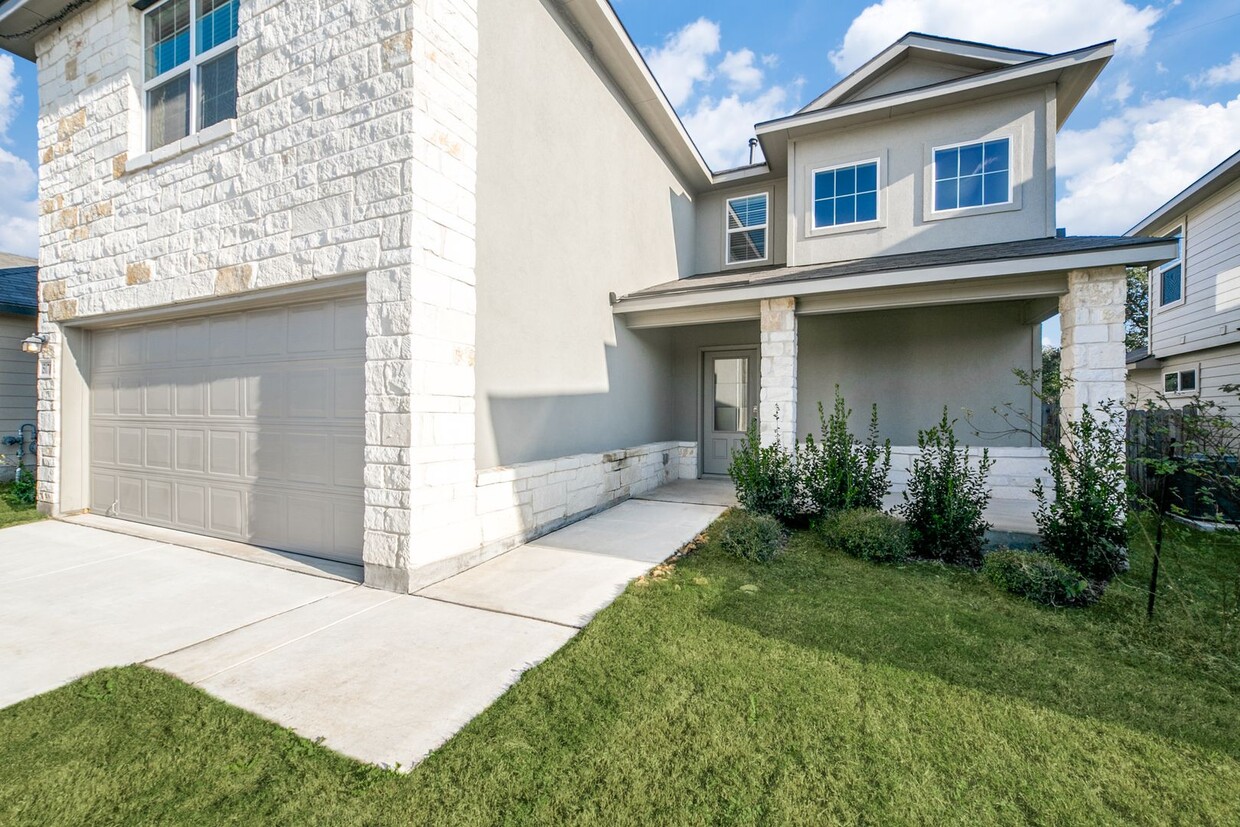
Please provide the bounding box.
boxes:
[474,0,692,469]
[796,302,1040,447]
[0,314,37,480]
[694,179,789,274]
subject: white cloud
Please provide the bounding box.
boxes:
[1111,76,1133,104]
[0,55,36,257]
[0,54,22,142]
[684,85,797,170]
[1057,93,1240,235]
[642,18,720,109]
[1196,54,1240,88]
[718,49,764,95]
[830,0,1162,74]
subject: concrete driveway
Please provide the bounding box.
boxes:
[1,489,726,768]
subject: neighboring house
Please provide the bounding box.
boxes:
[0,0,1175,593]
[0,253,38,482]
[1127,149,1240,409]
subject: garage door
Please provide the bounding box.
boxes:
[89,296,366,564]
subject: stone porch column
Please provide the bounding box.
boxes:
[1059,265,1127,418]
[760,297,797,449]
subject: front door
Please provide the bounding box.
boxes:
[702,350,759,476]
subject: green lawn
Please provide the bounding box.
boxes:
[0,480,41,529]
[1,516,1237,825]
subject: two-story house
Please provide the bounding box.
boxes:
[1126,149,1240,408]
[0,0,1175,593]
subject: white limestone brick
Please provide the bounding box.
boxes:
[760,297,798,449]
[1059,267,1127,416]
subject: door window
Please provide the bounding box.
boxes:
[713,358,749,432]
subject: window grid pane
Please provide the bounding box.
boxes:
[148,72,191,150]
[145,0,191,80]
[199,49,238,129]
[934,139,1010,211]
[197,0,239,54]
[814,161,878,228]
[1180,371,1197,392]
[1161,264,1183,305]
[727,195,768,264]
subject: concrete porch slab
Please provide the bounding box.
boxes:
[636,477,739,507]
[526,499,725,563]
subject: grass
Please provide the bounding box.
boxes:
[0,479,41,529]
[0,515,1237,825]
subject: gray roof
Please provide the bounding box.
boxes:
[0,262,37,316]
[625,235,1173,300]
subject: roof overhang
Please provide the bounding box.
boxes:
[755,41,1114,170]
[1127,149,1240,236]
[0,0,88,61]
[613,238,1177,327]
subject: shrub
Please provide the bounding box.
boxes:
[713,509,786,563]
[899,408,994,566]
[820,508,910,563]
[8,467,35,506]
[1035,401,1129,583]
[982,549,1090,607]
[799,390,892,515]
[729,416,799,523]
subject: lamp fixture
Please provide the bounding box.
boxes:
[20,334,47,355]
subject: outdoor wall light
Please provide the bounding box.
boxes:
[20,334,47,355]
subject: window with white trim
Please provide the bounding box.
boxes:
[812,159,879,229]
[1157,227,1185,308]
[143,0,239,151]
[726,193,768,265]
[1164,368,1197,394]
[933,137,1010,211]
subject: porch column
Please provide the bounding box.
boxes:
[1059,265,1126,418]
[760,297,798,449]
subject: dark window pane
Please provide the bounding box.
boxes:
[199,49,238,129]
[836,194,856,224]
[198,0,239,54]
[814,170,834,202]
[814,198,835,228]
[856,162,878,193]
[1161,264,1182,305]
[729,228,766,263]
[1165,373,1179,393]
[935,179,957,210]
[145,0,191,79]
[148,72,190,149]
[958,174,983,207]
[727,195,766,230]
[1181,371,1197,391]
[835,166,856,196]
[935,148,957,181]
[983,170,1009,204]
[984,139,1009,172]
[855,191,877,222]
[959,143,984,176]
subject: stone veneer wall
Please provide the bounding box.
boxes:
[32,0,481,591]
[472,441,697,562]
[889,447,1052,501]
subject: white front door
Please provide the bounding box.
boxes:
[702,349,759,476]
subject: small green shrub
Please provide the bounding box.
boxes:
[729,416,799,524]
[899,408,994,566]
[799,389,892,515]
[982,549,1090,607]
[820,508,910,563]
[8,467,36,506]
[713,509,786,563]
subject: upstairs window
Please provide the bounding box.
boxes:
[726,193,769,265]
[813,160,879,229]
[933,137,1010,212]
[144,0,239,151]
[1158,228,1185,308]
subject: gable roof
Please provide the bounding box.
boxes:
[801,33,1047,114]
[0,257,37,316]
[1127,149,1240,236]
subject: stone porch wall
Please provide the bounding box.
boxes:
[472,440,697,560]
[889,446,1052,501]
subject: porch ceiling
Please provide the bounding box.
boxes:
[613,235,1177,329]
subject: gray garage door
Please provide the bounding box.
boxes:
[89,297,365,564]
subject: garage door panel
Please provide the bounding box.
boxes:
[89,295,364,564]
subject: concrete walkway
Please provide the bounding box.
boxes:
[1,487,726,768]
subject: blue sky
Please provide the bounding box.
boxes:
[1,1,1239,285]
